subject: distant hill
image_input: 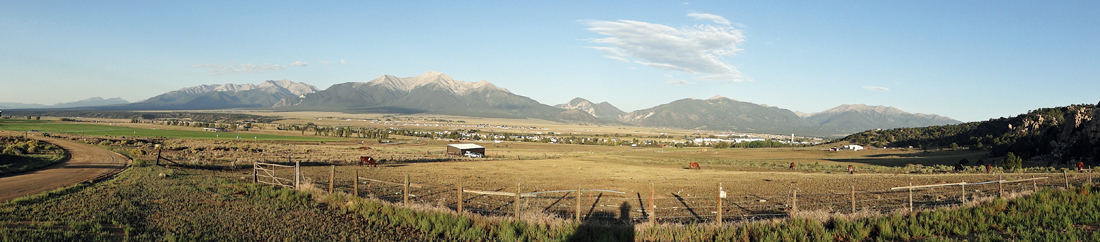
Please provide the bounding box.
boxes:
[0,97,129,109]
[275,71,598,122]
[838,102,1100,165]
[124,80,318,110]
[619,95,826,134]
[805,104,962,133]
[555,98,626,122]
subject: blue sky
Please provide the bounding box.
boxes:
[2,1,1098,122]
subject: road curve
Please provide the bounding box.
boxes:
[0,135,130,202]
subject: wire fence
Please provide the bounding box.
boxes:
[263,165,1096,224]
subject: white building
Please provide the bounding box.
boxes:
[842,144,864,151]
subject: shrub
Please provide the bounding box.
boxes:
[130,149,146,156]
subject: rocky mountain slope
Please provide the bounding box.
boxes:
[274,72,598,122]
[554,98,626,122]
[619,95,823,134]
[124,80,318,110]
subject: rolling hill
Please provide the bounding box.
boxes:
[805,104,962,133]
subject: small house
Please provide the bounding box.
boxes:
[842,144,864,151]
[203,127,227,132]
[447,143,485,157]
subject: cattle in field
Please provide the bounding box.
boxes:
[789,162,796,169]
[847,165,855,174]
[688,163,701,169]
[360,156,377,167]
[985,164,992,173]
[1077,162,1085,171]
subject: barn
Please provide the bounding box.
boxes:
[447,144,485,157]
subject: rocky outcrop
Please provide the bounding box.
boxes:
[1091,101,1100,145]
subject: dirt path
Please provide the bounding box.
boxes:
[0,136,129,202]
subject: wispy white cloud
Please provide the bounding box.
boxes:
[863,86,890,92]
[340,59,350,64]
[583,13,748,82]
[192,63,286,75]
[687,13,730,25]
[290,61,308,67]
[665,74,696,85]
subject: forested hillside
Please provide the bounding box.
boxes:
[838,103,1100,165]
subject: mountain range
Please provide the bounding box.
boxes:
[10,71,962,136]
[0,97,129,109]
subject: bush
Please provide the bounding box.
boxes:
[130,149,146,156]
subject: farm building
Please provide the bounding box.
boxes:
[842,144,864,151]
[447,144,485,157]
[203,127,227,132]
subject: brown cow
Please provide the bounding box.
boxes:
[847,165,855,174]
[985,164,992,173]
[1077,161,1085,171]
[360,156,377,167]
[789,162,796,169]
[688,162,701,170]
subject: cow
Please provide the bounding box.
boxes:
[1077,161,1085,171]
[789,162,796,169]
[360,156,377,167]
[847,165,855,174]
[985,164,992,174]
[688,162,701,170]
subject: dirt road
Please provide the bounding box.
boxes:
[0,136,129,202]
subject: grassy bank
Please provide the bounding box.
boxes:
[0,137,67,176]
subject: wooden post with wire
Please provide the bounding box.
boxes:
[908,182,914,212]
[1064,170,1070,188]
[961,183,966,201]
[457,179,463,213]
[329,165,335,194]
[998,172,1004,198]
[575,185,582,222]
[514,183,521,220]
[850,185,856,212]
[716,183,723,224]
[649,183,656,225]
[1033,175,1038,191]
[791,189,798,215]
[404,174,410,206]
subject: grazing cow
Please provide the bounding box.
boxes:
[688,162,701,170]
[985,164,992,173]
[847,165,855,174]
[789,162,796,169]
[1077,161,1085,171]
[360,156,377,167]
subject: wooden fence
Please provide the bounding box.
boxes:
[265,168,1095,224]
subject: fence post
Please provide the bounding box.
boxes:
[850,185,856,213]
[1064,170,1070,188]
[576,185,582,222]
[514,183,521,220]
[908,182,913,213]
[294,159,300,189]
[998,172,1004,198]
[329,165,335,194]
[716,183,723,224]
[354,170,359,197]
[649,183,656,225]
[404,174,410,206]
[253,164,258,183]
[791,189,798,215]
[961,183,966,201]
[1089,168,1093,184]
[457,179,463,213]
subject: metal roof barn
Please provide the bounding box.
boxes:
[447,144,485,156]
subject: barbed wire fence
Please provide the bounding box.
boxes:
[262,166,1095,225]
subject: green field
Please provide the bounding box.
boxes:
[0,121,341,142]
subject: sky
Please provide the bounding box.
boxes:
[2,1,1098,122]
